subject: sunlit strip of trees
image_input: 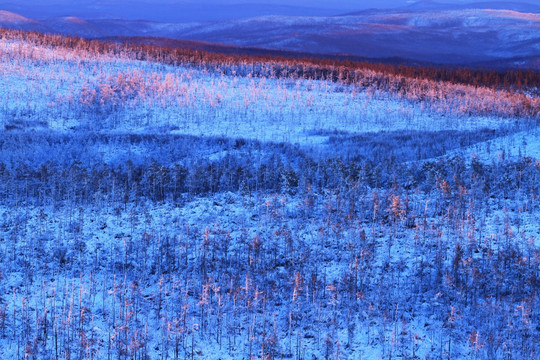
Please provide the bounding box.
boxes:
[0,28,539,121]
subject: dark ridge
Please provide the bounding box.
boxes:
[100,35,437,66]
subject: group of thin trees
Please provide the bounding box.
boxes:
[0,143,538,359]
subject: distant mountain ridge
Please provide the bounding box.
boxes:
[403,0,540,12]
[0,5,539,68]
[0,2,345,22]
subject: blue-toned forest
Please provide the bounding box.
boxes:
[0,29,538,359]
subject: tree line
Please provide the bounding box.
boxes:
[1,28,539,93]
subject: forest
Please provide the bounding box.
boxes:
[0,28,538,359]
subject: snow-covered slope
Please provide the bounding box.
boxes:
[0,28,538,360]
[0,10,50,32]
[1,33,536,144]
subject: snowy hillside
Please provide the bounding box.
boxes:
[0,29,538,360]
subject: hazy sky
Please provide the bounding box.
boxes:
[0,0,489,11]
